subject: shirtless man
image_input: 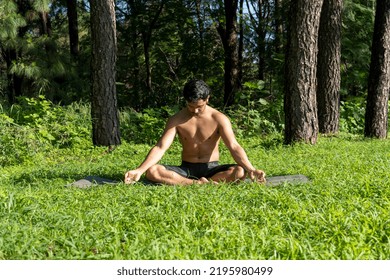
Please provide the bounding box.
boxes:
[124,80,266,185]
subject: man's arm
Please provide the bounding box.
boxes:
[218,114,266,182]
[125,117,177,183]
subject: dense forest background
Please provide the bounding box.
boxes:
[0,0,388,145]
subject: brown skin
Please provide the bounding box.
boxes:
[124,97,266,185]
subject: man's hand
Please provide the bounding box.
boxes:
[124,169,142,184]
[248,169,266,183]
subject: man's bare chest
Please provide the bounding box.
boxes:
[177,120,219,144]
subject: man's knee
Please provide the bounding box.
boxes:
[231,165,245,180]
[145,165,163,181]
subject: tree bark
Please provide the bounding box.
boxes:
[256,0,266,81]
[317,0,342,134]
[4,49,23,104]
[66,0,79,57]
[141,1,165,93]
[364,0,390,139]
[274,0,284,53]
[142,32,153,92]
[247,0,266,81]
[222,0,239,107]
[284,0,323,144]
[238,0,244,86]
[90,0,121,146]
[39,11,52,36]
[126,0,142,108]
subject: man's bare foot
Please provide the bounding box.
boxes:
[197,177,209,184]
[197,177,218,184]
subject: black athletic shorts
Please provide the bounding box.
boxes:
[163,161,237,180]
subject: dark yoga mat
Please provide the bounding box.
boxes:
[261,174,310,186]
[66,176,118,188]
[67,174,310,188]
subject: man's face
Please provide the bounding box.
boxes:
[186,97,209,116]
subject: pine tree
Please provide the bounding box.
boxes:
[0,0,26,103]
[284,0,323,144]
[364,0,390,138]
[317,0,343,134]
[90,0,121,146]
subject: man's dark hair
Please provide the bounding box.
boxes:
[183,80,210,102]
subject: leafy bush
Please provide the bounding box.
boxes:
[226,81,284,137]
[8,96,91,148]
[339,99,366,134]
[0,110,43,166]
[0,97,92,167]
[120,106,179,144]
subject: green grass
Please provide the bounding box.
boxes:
[1,134,390,260]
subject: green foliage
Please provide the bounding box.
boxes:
[0,0,379,111]
[0,0,26,45]
[0,111,42,167]
[12,96,90,146]
[10,34,71,97]
[339,98,366,134]
[0,97,91,166]
[341,0,375,97]
[120,106,179,145]
[227,81,284,137]
[115,0,226,108]
[32,0,50,13]
[0,0,91,102]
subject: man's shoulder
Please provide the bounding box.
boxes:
[209,107,229,122]
[167,109,187,124]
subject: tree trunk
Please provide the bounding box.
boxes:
[246,0,266,80]
[284,0,323,144]
[274,0,284,53]
[90,0,121,146]
[39,10,56,56]
[4,49,23,104]
[223,0,239,107]
[127,0,142,108]
[140,1,165,95]
[195,0,207,80]
[364,0,390,138]
[39,11,52,36]
[257,0,265,81]
[238,0,244,86]
[66,0,79,57]
[317,0,342,134]
[142,32,153,92]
